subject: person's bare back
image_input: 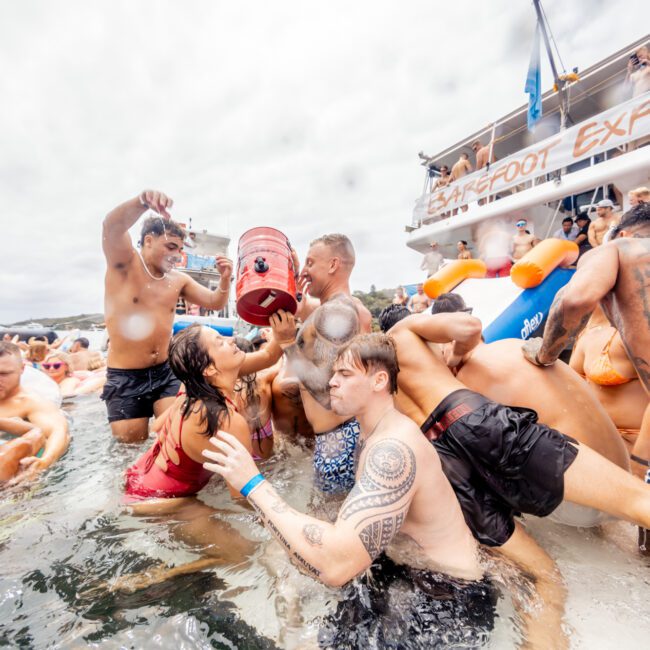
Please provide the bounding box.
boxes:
[456,339,629,469]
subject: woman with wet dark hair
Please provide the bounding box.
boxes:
[124,312,296,502]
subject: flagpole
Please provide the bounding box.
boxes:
[532,0,567,129]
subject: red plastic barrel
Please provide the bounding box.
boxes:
[236,227,298,326]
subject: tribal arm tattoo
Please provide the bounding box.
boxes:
[245,438,417,585]
[339,438,416,561]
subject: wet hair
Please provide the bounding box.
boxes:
[0,341,22,361]
[611,203,650,239]
[233,337,263,443]
[459,240,468,246]
[168,324,229,436]
[336,333,400,394]
[562,217,574,225]
[309,233,355,266]
[431,292,472,314]
[139,216,185,247]
[378,304,410,332]
[73,337,90,349]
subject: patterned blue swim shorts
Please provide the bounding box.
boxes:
[313,418,360,494]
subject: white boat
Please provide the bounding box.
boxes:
[406,35,650,341]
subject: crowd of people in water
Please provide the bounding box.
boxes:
[1,187,649,648]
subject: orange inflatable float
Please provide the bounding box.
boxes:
[424,259,487,299]
[510,238,578,289]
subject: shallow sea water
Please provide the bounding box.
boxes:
[1,395,650,649]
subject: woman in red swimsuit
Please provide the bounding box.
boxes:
[114,312,296,591]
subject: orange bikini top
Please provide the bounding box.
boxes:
[584,330,633,387]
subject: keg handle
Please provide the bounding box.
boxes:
[254,256,269,273]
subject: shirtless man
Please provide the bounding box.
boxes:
[511,218,536,261]
[68,337,103,372]
[450,153,472,182]
[431,164,452,191]
[380,303,650,582]
[588,199,618,247]
[522,203,650,547]
[269,360,315,443]
[626,46,650,97]
[472,139,495,170]
[407,283,430,314]
[288,234,372,493]
[203,334,495,648]
[102,190,233,443]
[294,233,372,332]
[0,342,69,479]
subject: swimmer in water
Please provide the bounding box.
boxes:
[287,234,372,494]
[203,334,496,648]
[379,303,650,643]
[41,352,82,398]
[102,190,233,443]
[0,418,45,483]
[108,312,296,593]
[523,203,650,549]
[0,342,69,481]
[570,305,648,455]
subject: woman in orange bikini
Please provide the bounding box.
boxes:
[570,305,648,456]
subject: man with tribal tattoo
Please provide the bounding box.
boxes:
[203,333,496,648]
[523,202,650,549]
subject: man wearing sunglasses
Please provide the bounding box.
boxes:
[0,342,69,480]
[511,218,536,261]
[102,190,234,443]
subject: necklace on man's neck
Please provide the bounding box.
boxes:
[137,249,167,281]
[356,406,395,459]
[365,406,395,439]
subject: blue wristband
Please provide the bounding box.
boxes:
[240,473,265,498]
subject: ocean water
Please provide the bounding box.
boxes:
[1,395,649,649]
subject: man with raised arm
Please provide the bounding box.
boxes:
[203,334,496,648]
[523,202,650,548]
[0,342,69,480]
[101,190,233,443]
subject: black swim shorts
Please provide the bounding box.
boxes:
[421,389,579,547]
[100,361,181,422]
[318,553,497,649]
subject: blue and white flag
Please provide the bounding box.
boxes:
[525,24,542,131]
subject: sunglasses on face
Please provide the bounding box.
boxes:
[42,362,64,370]
[516,222,526,227]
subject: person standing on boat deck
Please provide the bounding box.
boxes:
[407,283,431,314]
[553,217,579,241]
[472,139,495,170]
[420,241,444,277]
[511,218,536,261]
[432,164,452,190]
[457,240,472,260]
[574,214,592,259]
[522,203,650,549]
[450,153,473,182]
[101,190,233,443]
[203,334,497,649]
[588,199,618,247]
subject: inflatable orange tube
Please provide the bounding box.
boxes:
[510,238,578,289]
[424,259,487,299]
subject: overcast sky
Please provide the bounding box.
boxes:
[0,0,646,323]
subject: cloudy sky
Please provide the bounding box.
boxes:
[0,0,645,323]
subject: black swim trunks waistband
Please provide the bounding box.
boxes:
[106,360,172,376]
[421,389,490,441]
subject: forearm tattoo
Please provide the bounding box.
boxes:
[340,439,414,559]
[541,288,592,361]
[249,486,321,578]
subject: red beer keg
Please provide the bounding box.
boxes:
[236,227,298,326]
